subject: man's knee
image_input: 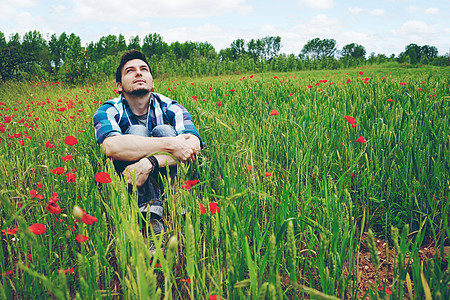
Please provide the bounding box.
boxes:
[125,125,151,137]
[151,124,177,137]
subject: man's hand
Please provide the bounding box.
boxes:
[123,157,153,187]
[170,134,201,163]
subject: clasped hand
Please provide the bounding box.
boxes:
[123,158,152,188]
[171,134,201,163]
[123,134,200,187]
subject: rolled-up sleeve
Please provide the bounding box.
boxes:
[93,104,123,144]
[166,101,204,148]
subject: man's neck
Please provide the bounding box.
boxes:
[123,92,151,116]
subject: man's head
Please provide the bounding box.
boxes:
[116,50,154,96]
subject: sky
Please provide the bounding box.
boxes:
[1,0,449,57]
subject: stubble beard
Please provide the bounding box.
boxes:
[122,84,152,97]
[129,88,151,97]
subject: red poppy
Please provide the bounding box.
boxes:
[182,179,199,190]
[358,71,364,75]
[387,98,393,102]
[210,295,219,300]
[356,136,367,143]
[37,182,43,189]
[182,278,191,283]
[81,213,98,225]
[270,109,279,116]
[351,124,357,128]
[27,254,32,261]
[182,184,192,190]
[199,203,207,214]
[75,234,88,243]
[344,116,356,124]
[95,172,112,183]
[265,172,272,177]
[46,201,61,214]
[29,223,46,235]
[62,155,73,162]
[64,136,78,146]
[52,167,65,175]
[0,270,13,276]
[45,140,54,148]
[30,189,44,199]
[307,85,313,89]
[65,173,76,182]
[2,226,18,236]
[209,202,220,214]
[246,165,253,170]
[346,79,351,84]
[57,267,74,275]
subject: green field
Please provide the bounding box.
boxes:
[1,65,449,299]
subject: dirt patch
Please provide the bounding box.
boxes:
[355,233,448,299]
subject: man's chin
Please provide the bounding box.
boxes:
[129,88,151,96]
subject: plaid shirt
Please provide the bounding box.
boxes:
[93,92,202,145]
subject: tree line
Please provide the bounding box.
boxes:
[0,30,448,83]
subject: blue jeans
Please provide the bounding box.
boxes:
[113,124,177,219]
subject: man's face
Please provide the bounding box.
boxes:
[117,59,154,96]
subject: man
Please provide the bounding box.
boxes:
[93,49,202,235]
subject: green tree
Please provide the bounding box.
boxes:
[246,38,264,62]
[0,32,6,49]
[404,43,421,64]
[341,43,366,59]
[142,33,168,59]
[118,34,127,52]
[49,32,68,72]
[301,37,337,59]
[421,45,438,58]
[262,36,281,60]
[63,33,88,83]
[128,36,141,50]
[230,38,245,59]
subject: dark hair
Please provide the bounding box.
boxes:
[115,49,152,83]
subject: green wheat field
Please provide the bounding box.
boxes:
[1,65,449,299]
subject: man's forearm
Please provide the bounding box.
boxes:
[102,135,173,161]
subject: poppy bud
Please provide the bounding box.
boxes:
[73,205,84,219]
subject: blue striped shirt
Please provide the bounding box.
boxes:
[93,92,202,145]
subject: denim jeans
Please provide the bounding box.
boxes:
[113,124,177,219]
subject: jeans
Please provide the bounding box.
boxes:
[113,124,177,219]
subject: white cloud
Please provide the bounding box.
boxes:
[50,5,68,14]
[0,3,15,21]
[370,9,385,16]
[71,0,253,22]
[13,11,46,33]
[260,24,276,33]
[348,7,365,15]
[407,6,420,13]
[12,0,37,8]
[391,20,437,44]
[299,0,334,10]
[161,23,245,51]
[424,7,439,15]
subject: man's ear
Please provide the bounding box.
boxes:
[117,82,123,92]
